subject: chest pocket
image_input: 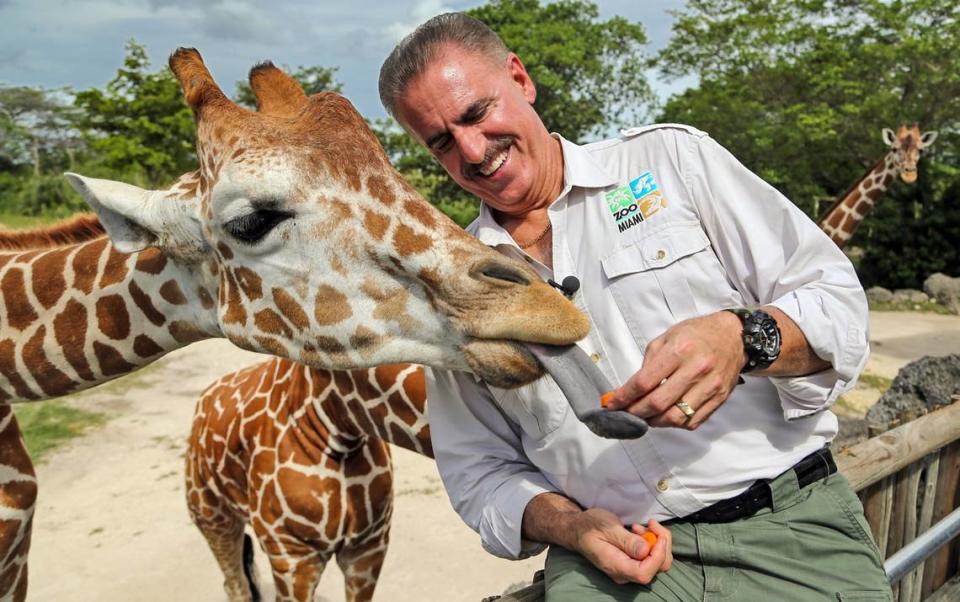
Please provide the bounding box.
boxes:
[488,377,569,440]
[601,221,713,347]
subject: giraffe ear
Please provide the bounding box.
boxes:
[881,128,897,147]
[65,173,162,253]
[920,131,938,148]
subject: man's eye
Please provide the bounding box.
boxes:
[433,136,453,154]
[224,209,293,244]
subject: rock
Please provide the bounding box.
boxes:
[866,354,960,434]
[924,273,960,314]
[892,289,929,304]
[866,286,894,304]
[834,415,869,450]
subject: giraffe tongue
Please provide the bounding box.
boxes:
[524,343,648,440]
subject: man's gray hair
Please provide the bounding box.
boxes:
[379,12,510,119]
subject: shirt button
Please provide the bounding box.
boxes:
[590,352,601,363]
[656,479,669,492]
[655,249,667,260]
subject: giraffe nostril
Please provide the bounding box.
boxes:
[473,259,530,286]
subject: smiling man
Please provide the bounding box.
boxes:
[379,12,892,601]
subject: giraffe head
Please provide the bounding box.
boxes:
[882,124,938,184]
[67,49,589,389]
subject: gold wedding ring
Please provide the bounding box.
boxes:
[674,400,696,420]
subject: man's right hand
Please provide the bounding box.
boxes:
[571,508,673,585]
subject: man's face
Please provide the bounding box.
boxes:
[394,44,552,216]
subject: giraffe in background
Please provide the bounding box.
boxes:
[0,50,588,601]
[186,359,430,602]
[819,124,937,247]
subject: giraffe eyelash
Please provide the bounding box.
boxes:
[224,209,294,245]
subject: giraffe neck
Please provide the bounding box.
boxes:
[820,153,897,247]
[0,238,218,402]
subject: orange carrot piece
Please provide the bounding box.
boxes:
[641,531,658,548]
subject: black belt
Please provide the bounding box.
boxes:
[674,447,836,524]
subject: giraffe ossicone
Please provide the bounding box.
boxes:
[68,48,591,390]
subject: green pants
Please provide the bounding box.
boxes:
[545,472,893,601]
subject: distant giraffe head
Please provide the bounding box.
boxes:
[68,49,588,388]
[882,124,937,184]
[819,123,938,247]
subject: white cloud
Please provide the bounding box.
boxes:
[199,1,277,43]
[383,0,454,42]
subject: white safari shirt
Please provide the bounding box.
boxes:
[426,124,869,560]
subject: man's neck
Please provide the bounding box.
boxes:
[493,134,564,270]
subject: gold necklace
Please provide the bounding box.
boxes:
[516,221,552,249]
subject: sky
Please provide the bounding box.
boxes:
[0,0,691,122]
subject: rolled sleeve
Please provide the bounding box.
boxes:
[426,368,558,559]
[681,132,870,419]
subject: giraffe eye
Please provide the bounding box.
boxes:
[224,209,294,245]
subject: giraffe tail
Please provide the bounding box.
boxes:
[242,533,262,602]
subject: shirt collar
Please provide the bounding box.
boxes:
[471,133,617,247]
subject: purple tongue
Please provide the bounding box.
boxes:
[525,343,648,439]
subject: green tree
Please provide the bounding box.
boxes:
[376,0,655,226]
[0,85,85,217]
[234,64,342,108]
[73,40,196,187]
[656,0,960,287]
[0,85,79,175]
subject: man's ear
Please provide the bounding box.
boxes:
[506,53,537,105]
[64,173,161,253]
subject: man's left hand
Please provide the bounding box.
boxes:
[604,311,744,429]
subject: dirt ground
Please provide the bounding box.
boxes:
[27,310,960,601]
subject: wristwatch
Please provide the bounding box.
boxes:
[724,308,781,373]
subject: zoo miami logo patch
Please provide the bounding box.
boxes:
[605,171,668,233]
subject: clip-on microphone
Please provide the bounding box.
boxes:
[548,275,581,298]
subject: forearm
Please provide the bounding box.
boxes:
[757,306,831,377]
[521,491,583,551]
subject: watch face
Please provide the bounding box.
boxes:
[760,322,780,355]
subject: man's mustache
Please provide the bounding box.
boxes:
[462,136,515,179]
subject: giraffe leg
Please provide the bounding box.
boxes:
[186,470,259,602]
[193,511,258,602]
[0,405,37,602]
[190,511,258,602]
[336,525,391,602]
[260,541,328,602]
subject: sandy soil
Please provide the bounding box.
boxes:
[26,311,960,601]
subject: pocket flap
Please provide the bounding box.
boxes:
[601,222,710,278]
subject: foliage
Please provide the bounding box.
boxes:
[0,85,84,215]
[656,0,960,285]
[73,40,196,188]
[235,64,342,108]
[469,0,653,142]
[0,85,80,175]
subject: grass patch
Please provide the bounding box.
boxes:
[858,372,893,393]
[869,300,953,315]
[14,400,107,463]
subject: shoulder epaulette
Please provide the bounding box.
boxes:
[619,123,708,139]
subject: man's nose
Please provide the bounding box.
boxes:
[455,128,487,165]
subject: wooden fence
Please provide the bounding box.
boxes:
[494,400,960,602]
